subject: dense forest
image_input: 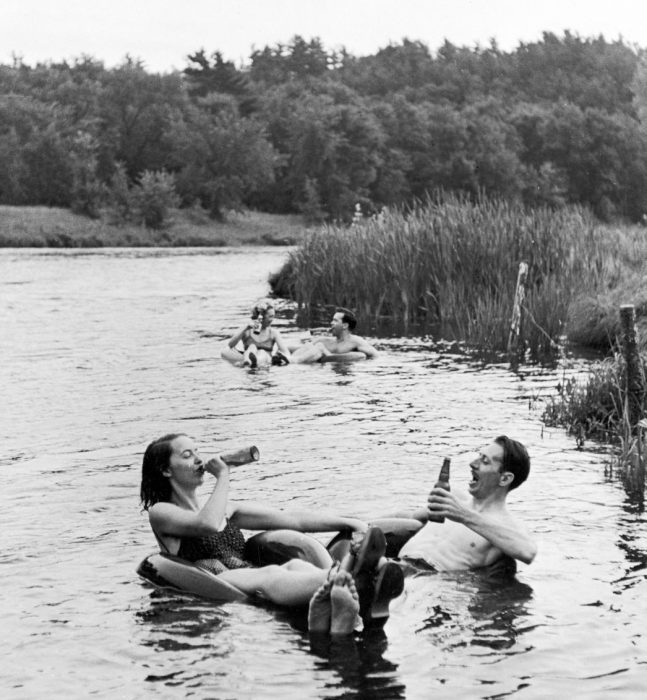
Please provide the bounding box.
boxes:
[2,31,647,226]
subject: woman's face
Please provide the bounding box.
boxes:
[166,435,205,487]
[259,307,275,328]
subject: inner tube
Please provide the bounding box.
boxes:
[319,352,367,363]
[136,552,248,602]
[137,530,332,602]
[221,347,272,368]
[326,518,425,560]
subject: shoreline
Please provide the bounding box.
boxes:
[0,206,311,248]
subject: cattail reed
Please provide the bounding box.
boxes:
[274,191,646,360]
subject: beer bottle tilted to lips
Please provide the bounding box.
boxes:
[427,457,451,523]
[219,446,260,466]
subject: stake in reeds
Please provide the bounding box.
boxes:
[507,262,528,365]
[619,305,646,496]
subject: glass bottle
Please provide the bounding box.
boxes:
[427,457,450,523]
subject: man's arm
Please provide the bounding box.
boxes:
[428,489,537,565]
[354,336,379,359]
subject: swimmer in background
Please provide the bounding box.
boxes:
[224,299,291,367]
[291,308,379,364]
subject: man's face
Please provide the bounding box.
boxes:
[468,442,506,497]
[330,312,345,337]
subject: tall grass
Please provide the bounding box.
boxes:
[543,351,646,493]
[273,192,646,358]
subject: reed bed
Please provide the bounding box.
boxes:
[275,192,643,358]
[543,351,646,491]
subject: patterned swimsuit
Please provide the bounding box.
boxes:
[174,519,251,575]
[243,330,275,352]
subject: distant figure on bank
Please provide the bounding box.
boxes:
[392,436,537,572]
[222,299,291,367]
[291,308,379,364]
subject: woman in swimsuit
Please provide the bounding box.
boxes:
[140,433,380,610]
[224,300,291,367]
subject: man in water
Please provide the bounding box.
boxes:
[291,307,379,363]
[394,436,537,572]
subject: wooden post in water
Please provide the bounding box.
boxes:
[620,304,645,495]
[619,305,644,432]
[637,419,647,497]
[507,262,528,364]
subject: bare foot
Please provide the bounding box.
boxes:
[330,571,360,636]
[307,579,333,633]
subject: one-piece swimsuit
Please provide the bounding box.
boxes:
[161,519,252,575]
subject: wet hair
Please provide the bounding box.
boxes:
[335,307,357,330]
[140,433,185,510]
[251,299,275,319]
[494,435,530,490]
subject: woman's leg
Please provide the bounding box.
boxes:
[291,342,326,364]
[243,343,259,367]
[283,556,334,572]
[218,561,329,607]
[221,347,245,366]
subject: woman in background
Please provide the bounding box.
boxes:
[223,299,291,367]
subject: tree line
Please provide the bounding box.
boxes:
[2,31,647,226]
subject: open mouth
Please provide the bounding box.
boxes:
[470,469,479,485]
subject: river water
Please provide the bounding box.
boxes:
[1,247,645,700]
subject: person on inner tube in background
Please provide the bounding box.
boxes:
[140,433,403,634]
[226,300,291,368]
[392,436,537,573]
[291,307,379,364]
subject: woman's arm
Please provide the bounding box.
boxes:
[272,329,292,359]
[149,458,231,537]
[228,323,253,349]
[230,501,367,533]
[375,506,429,523]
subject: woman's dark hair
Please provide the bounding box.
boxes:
[140,433,185,510]
[335,307,357,330]
[495,435,530,490]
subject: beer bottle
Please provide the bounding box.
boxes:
[427,457,451,523]
[220,446,260,466]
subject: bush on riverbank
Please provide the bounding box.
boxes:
[0,206,308,247]
[542,355,632,443]
[543,351,646,490]
[270,192,647,358]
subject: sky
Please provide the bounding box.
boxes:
[3,0,646,73]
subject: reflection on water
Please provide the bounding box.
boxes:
[1,248,646,700]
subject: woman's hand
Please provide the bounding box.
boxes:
[203,455,229,479]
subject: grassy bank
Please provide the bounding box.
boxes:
[0,206,310,247]
[271,193,647,359]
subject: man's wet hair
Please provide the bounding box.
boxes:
[335,307,357,330]
[495,435,530,490]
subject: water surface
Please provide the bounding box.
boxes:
[1,248,645,699]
